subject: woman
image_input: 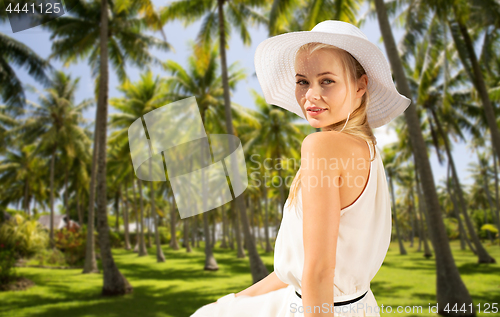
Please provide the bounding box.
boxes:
[190,20,410,317]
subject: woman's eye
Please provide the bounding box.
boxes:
[323,79,335,84]
[295,80,307,85]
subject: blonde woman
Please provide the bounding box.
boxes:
[191,20,410,317]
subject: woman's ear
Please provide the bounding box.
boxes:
[356,74,368,98]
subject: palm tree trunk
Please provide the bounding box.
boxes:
[203,211,218,270]
[256,213,263,250]
[277,166,285,220]
[115,191,120,232]
[446,166,472,252]
[220,205,228,248]
[263,182,273,252]
[232,200,245,258]
[150,180,165,262]
[77,190,83,227]
[130,175,140,252]
[147,206,152,248]
[374,0,474,312]
[256,196,265,250]
[482,170,495,243]
[194,214,199,248]
[83,117,98,274]
[65,165,70,230]
[169,195,179,250]
[134,212,139,251]
[432,111,496,263]
[50,145,56,248]
[184,217,192,252]
[217,0,268,283]
[410,186,422,252]
[388,174,407,255]
[275,201,281,240]
[414,169,433,258]
[493,152,500,243]
[417,188,432,258]
[122,185,131,251]
[211,212,216,249]
[249,197,255,243]
[201,160,218,270]
[24,180,29,217]
[431,109,495,263]
[229,213,234,250]
[409,200,415,247]
[95,0,132,295]
[452,13,500,163]
[137,179,148,256]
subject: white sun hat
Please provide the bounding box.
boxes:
[254,20,411,129]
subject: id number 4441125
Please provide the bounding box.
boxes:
[5,2,62,14]
[444,303,498,314]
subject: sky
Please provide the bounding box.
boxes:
[0,0,479,212]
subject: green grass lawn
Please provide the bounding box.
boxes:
[1,239,499,317]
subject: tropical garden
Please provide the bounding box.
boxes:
[0,0,499,316]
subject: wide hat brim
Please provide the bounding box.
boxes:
[254,20,411,129]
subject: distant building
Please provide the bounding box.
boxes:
[38,215,80,230]
[122,217,155,233]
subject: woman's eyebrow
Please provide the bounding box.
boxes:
[295,72,338,77]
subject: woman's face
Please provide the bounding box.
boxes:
[294,49,367,130]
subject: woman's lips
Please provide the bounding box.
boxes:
[307,108,326,116]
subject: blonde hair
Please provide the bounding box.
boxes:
[288,42,377,209]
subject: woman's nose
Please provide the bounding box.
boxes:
[305,85,321,102]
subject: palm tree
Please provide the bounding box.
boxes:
[167,188,180,251]
[465,144,499,222]
[107,140,136,250]
[69,152,91,227]
[267,0,359,36]
[0,31,51,111]
[402,18,495,263]
[413,156,433,258]
[379,89,432,255]
[109,69,171,259]
[163,41,253,270]
[486,149,500,237]
[16,70,91,248]
[401,0,500,197]
[402,162,431,253]
[131,173,147,255]
[162,0,270,283]
[0,144,45,217]
[148,160,165,262]
[0,106,17,154]
[444,163,473,252]
[244,89,303,233]
[432,103,495,262]
[121,183,132,251]
[42,0,169,292]
[373,0,474,312]
[446,1,500,165]
[96,0,133,294]
[383,145,408,255]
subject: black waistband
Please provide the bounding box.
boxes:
[295,290,368,306]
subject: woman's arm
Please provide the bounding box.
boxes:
[235,271,289,297]
[204,271,288,306]
[300,132,344,317]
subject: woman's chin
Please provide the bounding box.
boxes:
[307,118,326,129]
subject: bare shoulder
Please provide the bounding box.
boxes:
[301,131,368,160]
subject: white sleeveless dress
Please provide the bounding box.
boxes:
[191,140,392,317]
